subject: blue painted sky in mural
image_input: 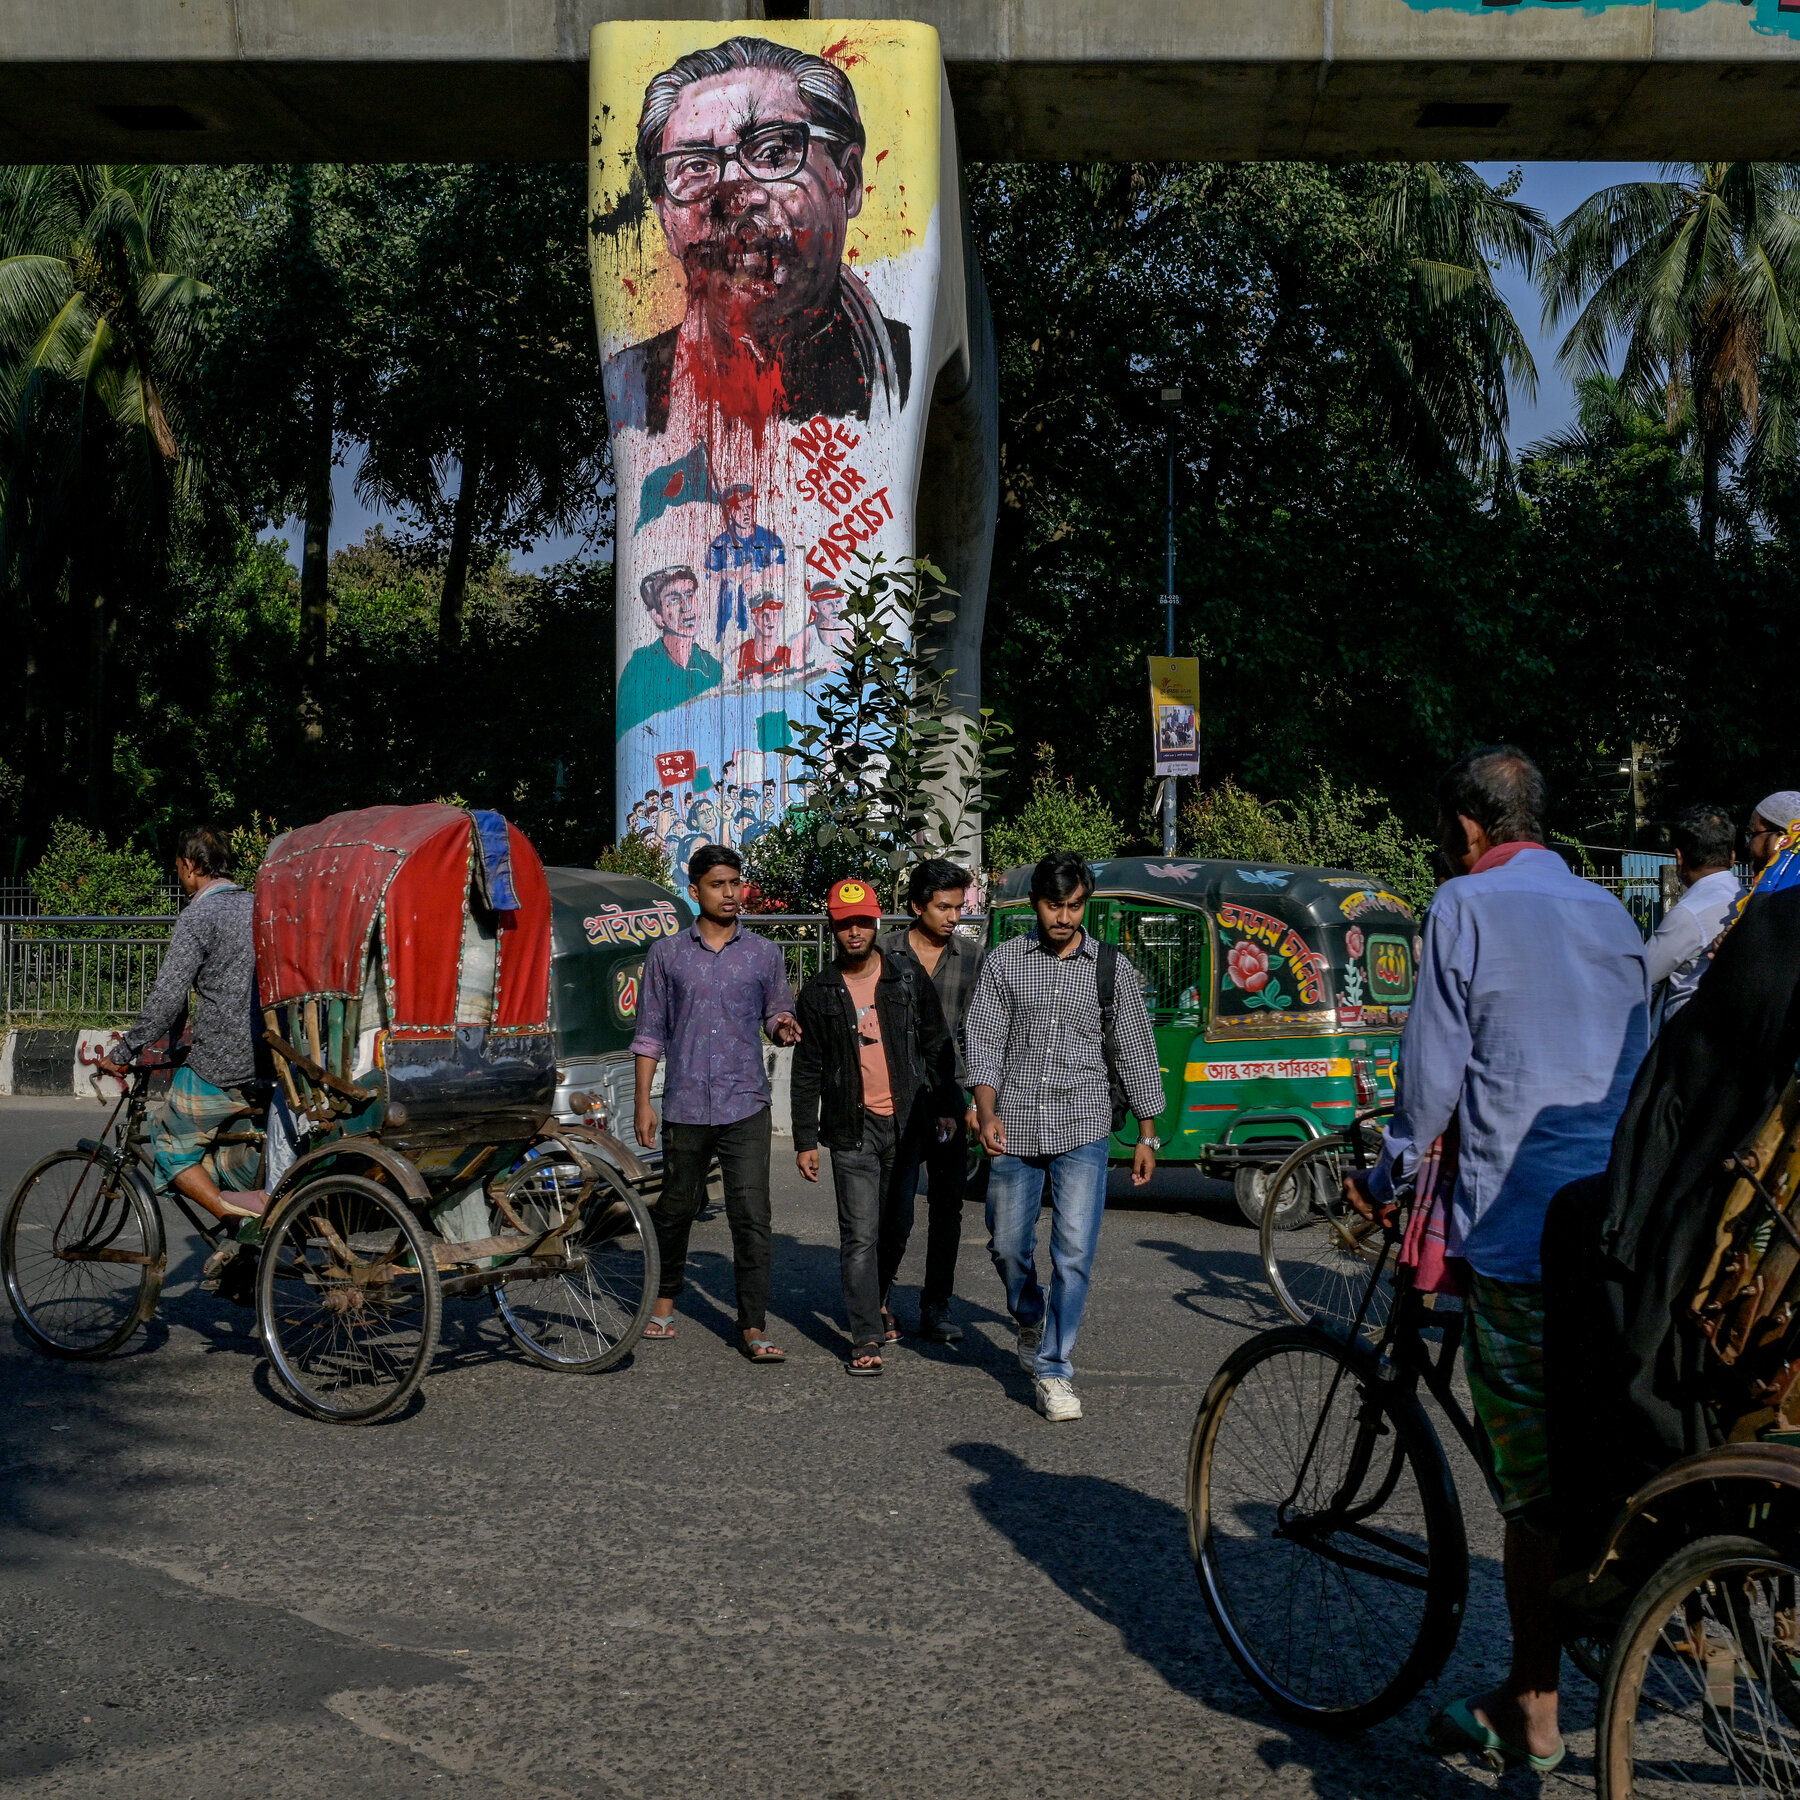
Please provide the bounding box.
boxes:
[1405,0,1800,38]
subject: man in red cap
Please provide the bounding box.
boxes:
[791,877,959,1375]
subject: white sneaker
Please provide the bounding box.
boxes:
[1017,1322,1043,1372]
[1035,1377,1083,1422]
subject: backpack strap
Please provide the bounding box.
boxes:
[1095,940,1129,1132]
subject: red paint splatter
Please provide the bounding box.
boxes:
[620,275,637,297]
[875,150,889,165]
[847,247,859,261]
[663,469,685,499]
[901,229,914,239]
[819,35,867,67]
[692,339,787,443]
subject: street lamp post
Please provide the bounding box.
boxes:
[1159,385,1183,855]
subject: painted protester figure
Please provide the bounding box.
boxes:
[616,566,722,737]
[708,481,785,640]
[604,36,912,440]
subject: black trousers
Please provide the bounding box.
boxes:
[891,1115,968,1310]
[655,1108,772,1332]
[828,1109,904,1348]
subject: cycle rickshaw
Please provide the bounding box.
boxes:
[1188,1070,1800,1796]
[3,804,660,1423]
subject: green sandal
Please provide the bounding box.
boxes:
[1424,1697,1565,1774]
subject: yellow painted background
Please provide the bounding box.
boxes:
[589,20,942,353]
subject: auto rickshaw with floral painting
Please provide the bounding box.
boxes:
[984,856,1418,1220]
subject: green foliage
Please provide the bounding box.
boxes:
[742,809,888,914]
[597,835,672,889]
[1182,774,1437,915]
[780,554,1011,869]
[986,747,1123,874]
[227,812,282,889]
[1540,162,1800,550]
[1181,778,1290,863]
[28,819,171,917]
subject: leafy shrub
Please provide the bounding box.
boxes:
[1180,777,1290,863]
[597,835,673,889]
[1182,773,1436,914]
[985,746,1123,875]
[227,812,283,889]
[742,809,889,913]
[28,820,172,917]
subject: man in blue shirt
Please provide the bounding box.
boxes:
[632,843,800,1360]
[1352,746,1649,1775]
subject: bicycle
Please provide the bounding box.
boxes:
[2,1059,255,1357]
[1189,1188,1800,1794]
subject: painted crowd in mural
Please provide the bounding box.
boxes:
[590,22,947,869]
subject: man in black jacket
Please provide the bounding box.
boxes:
[878,857,981,1343]
[793,877,959,1375]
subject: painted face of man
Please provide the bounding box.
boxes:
[724,487,756,533]
[653,67,863,341]
[753,605,783,650]
[650,577,702,644]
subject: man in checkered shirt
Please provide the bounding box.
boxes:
[965,851,1165,1420]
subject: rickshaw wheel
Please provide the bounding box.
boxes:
[3,1151,164,1359]
[1598,1531,1800,1799]
[256,1173,440,1425]
[492,1156,660,1373]
[1259,1136,1392,1343]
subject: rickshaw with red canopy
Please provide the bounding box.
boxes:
[250,804,659,1422]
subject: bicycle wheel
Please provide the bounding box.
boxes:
[1598,1533,1800,1798]
[1188,1324,1468,1731]
[256,1174,440,1424]
[3,1150,164,1358]
[1260,1137,1392,1341]
[492,1154,660,1373]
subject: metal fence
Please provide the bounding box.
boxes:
[747,914,987,989]
[1,917,174,1020]
[0,912,991,1022]
[0,879,183,917]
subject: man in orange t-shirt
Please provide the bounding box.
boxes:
[791,878,958,1374]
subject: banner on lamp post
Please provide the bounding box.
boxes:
[1149,656,1200,777]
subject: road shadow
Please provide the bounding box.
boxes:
[1137,1235,1287,1334]
[946,1441,1552,1800]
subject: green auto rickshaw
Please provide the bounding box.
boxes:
[544,866,693,1171]
[986,856,1417,1222]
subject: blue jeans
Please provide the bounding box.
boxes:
[985,1138,1109,1382]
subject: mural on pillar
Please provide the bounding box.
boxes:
[590,22,947,858]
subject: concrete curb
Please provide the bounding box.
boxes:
[0,1027,131,1097]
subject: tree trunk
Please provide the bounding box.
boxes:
[80,561,110,829]
[299,362,335,746]
[439,442,481,651]
[1700,431,1721,556]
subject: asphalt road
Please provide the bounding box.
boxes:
[0,1098,1594,1799]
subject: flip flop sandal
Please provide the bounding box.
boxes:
[740,1336,787,1362]
[641,1317,678,1340]
[1424,1697,1565,1774]
[847,1345,884,1377]
[881,1309,902,1343]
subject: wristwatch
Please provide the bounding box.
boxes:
[1137,1134,1162,1150]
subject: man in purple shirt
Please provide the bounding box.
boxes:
[633,842,800,1360]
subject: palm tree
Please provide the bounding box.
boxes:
[0,164,209,825]
[1540,162,1800,552]
[1371,162,1552,479]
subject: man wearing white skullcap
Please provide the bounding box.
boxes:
[1748,791,1800,872]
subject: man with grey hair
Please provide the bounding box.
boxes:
[616,565,721,735]
[604,35,912,437]
[1348,743,1650,1776]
